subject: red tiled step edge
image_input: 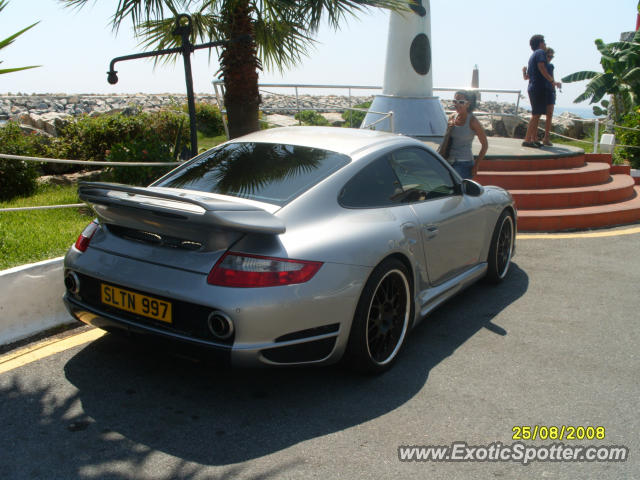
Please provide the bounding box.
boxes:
[584,153,612,165]
[479,155,585,171]
[511,174,636,210]
[611,165,631,175]
[517,186,640,231]
[476,163,611,190]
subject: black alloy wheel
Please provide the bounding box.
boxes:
[486,211,514,283]
[345,258,412,373]
[366,270,409,364]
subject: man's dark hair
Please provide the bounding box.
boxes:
[530,34,545,51]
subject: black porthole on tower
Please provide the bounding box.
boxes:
[410,33,431,76]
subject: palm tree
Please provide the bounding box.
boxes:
[0,0,40,75]
[562,29,640,121]
[62,0,408,139]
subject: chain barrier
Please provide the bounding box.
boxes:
[0,153,183,213]
[511,114,640,151]
[0,153,183,166]
[559,115,640,133]
[1,204,85,212]
[612,123,640,132]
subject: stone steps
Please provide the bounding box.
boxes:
[478,155,585,171]
[476,162,611,190]
[510,174,636,210]
[517,187,640,231]
[472,148,640,232]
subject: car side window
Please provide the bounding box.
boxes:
[388,148,456,202]
[339,155,403,208]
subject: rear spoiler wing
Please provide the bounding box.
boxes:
[78,182,285,235]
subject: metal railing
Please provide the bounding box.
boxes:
[211,81,522,136]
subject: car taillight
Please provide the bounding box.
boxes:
[207,252,323,287]
[74,220,99,252]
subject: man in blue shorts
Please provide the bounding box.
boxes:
[523,34,562,148]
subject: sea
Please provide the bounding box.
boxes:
[554,106,598,119]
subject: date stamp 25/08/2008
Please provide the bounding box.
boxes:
[512,425,606,441]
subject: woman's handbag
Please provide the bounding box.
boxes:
[438,124,454,163]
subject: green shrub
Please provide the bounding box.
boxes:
[294,110,330,126]
[53,111,148,163]
[104,138,175,186]
[0,122,40,200]
[615,110,640,168]
[50,109,190,163]
[0,110,191,193]
[342,101,372,128]
[183,102,224,137]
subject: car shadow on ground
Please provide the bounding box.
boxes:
[1,264,528,477]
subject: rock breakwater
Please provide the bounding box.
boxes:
[0,92,590,140]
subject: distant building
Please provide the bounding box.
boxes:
[620,31,635,41]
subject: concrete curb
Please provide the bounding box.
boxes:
[0,257,75,346]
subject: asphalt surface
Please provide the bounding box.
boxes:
[1,228,639,480]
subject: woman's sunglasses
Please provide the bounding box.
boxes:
[452,99,468,105]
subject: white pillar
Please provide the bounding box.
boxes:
[362,0,446,138]
[383,7,433,96]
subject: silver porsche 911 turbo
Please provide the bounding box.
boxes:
[63,126,515,373]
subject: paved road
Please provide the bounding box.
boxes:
[1,228,639,480]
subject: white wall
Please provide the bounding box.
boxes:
[0,257,75,346]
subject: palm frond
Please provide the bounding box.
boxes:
[62,0,184,31]
[622,66,640,83]
[254,14,314,72]
[0,65,40,75]
[0,22,39,51]
[295,0,409,32]
[587,73,617,104]
[135,12,221,64]
[571,73,615,104]
[561,70,598,83]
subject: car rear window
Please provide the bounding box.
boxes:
[154,142,350,206]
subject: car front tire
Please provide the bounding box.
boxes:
[345,258,412,374]
[486,210,515,284]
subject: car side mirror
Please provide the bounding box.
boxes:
[462,179,484,196]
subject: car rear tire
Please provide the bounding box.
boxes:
[486,210,514,284]
[344,258,412,374]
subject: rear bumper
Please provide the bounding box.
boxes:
[63,247,370,367]
[64,291,346,368]
[64,294,232,365]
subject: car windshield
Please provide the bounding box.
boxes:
[154,142,351,207]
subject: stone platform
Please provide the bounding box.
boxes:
[433,137,640,232]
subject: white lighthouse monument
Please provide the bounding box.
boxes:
[361,0,447,139]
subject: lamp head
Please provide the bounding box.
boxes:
[107,70,118,85]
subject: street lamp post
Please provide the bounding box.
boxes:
[107,14,242,157]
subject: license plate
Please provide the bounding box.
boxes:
[101,284,172,324]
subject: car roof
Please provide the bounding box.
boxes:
[227,126,416,157]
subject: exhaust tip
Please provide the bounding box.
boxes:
[64,271,81,295]
[207,311,234,340]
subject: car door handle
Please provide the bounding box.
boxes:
[423,225,439,239]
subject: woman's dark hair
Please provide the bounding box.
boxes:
[455,90,477,113]
[530,34,545,51]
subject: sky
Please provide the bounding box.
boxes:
[1,0,638,110]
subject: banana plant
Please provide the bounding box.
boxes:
[0,0,40,75]
[562,29,640,121]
